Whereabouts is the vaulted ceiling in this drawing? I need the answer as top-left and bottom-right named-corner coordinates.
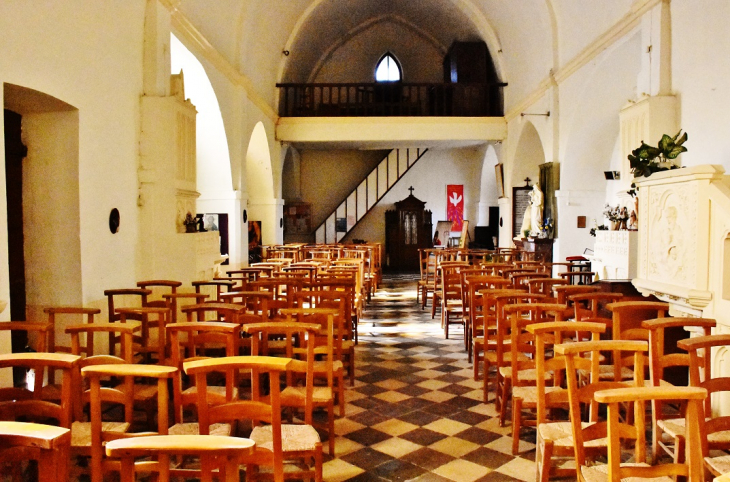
top-left (176, 0), bottom-right (639, 112)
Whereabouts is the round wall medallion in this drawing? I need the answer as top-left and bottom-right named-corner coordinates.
top-left (109, 208), bottom-right (120, 234)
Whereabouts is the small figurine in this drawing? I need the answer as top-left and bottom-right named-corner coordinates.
top-left (628, 210), bottom-right (638, 230)
top-left (619, 206), bottom-right (629, 230)
top-left (184, 212), bottom-right (197, 233)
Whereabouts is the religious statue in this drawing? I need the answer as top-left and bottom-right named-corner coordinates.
top-left (628, 210), bottom-right (638, 230)
top-left (529, 183), bottom-right (544, 236)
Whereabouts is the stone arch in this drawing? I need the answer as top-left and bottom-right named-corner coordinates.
top-left (477, 144), bottom-right (500, 225)
top-left (511, 121), bottom-right (546, 190)
top-left (245, 122), bottom-right (275, 201)
top-left (170, 34), bottom-right (233, 195)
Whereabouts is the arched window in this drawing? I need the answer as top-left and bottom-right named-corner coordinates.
top-left (375, 53), bottom-right (402, 82)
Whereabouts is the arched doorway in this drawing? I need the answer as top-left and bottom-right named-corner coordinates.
top-left (245, 122), bottom-right (279, 251)
top-left (3, 83), bottom-right (80, 381)
top-left (170, 35), bottom-right (239, 266)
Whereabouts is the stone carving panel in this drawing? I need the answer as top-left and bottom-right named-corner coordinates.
top-left (646, 183), bottom-right (697, 287)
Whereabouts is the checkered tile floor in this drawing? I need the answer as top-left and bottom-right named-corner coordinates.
top-left (324, 274), bottom-right (538, 482)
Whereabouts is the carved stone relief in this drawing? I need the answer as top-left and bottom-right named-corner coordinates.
top-left (647, 184), bottom-right (697, 287)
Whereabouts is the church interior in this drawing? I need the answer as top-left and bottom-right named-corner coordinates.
top-left (2, 0), bottom-right (730, 481)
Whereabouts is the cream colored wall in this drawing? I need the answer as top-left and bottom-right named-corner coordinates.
top-left (671, 0), bottom-right (730, 171)
top-left (22, 111), bottom-right (83, 320)
top-left (312, 20), bottom-right (444, 83)
top-left (346, 147), bottom-right (485, 253)
top-left (0, 2), bottom-right (146, 317)
top-left (298, 150), bottom-right (387, 230)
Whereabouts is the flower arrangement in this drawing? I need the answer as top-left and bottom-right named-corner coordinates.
top-left (540, 217), bottom-right (554, 238)
top-left (603, 205), bottom-right (627, 223)
top-left (589, 223), bottom-right (608, 237)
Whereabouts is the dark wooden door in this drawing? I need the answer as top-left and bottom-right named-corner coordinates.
top-left (4, 109), bottom-right (28, 382)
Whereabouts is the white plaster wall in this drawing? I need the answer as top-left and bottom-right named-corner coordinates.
top-left (22, 111), bottom-right (83, 318)
top-left (345, 147), bottom-right (485, 252)
top-left (0, 1), bottom-right (146, 314)
top-left (298, 150), bottom-right (387, 229)
top-left (313, 20), bottom-right (444, 83)
top-left (671, 0), bottom-right (730, 170)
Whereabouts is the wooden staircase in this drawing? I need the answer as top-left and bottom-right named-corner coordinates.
top-left (315, 148), bottom-right (429, 243)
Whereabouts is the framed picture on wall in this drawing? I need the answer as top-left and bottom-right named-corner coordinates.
top-left (434, 220), bottom-right (452, 247)
top-left (495, 163), bottom-right (505, 198)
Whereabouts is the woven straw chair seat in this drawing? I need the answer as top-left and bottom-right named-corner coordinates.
top-left (251, 424), bottom-right (320, 453)
top-left (71, 421), bottom-right (128, 448)
top-left (581, 462), bottom-right (672, 482)
top-left (538, 421), bottom-right (606, 448)
top-left (513, 386), bottom-right (563, 405)
top-left (168, 422), bottom-right (230, 436)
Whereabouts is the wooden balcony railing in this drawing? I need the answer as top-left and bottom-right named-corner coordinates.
top-left (276, 82), bottom-right (506, 117)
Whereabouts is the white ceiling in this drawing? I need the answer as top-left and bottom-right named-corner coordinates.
top-left (176, 0), bottom-right (640, 113)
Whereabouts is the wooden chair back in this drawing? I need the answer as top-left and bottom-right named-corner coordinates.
top-left (184, 356), bottom-right (292, 482)
top-left (81, 363), bottom-right (176, 482)
top-left (556, 340), bottom-right (648, 472)
top-left (192, 280), bottom-right (236, 303)
top-left (678, 334), bottom-right (730, 475)
top-left (527, 322), bottom-right (606, 424)
top-left (553, 284), bottom-right (599, 304)
top-left (136, 280), bottom-right (181, 308)
top-left (166, 322), bottom-right (240, 425)
top-left (0, 421), bottom-right (71, 482)
top-left (106, 434), bottom-right (254, 482)
top-left (570, 292), bottom-right (624, 322)
top-left (0, 352), bottom-right (79, 429)
top-left (44, 307), bottom-right (101, 355)
top-left (593, 386), bottom-right (706, 482)
top-left (643, 317), bottom-right (716, 464)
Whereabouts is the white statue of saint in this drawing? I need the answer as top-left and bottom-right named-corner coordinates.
top-left (529, 183), bottom-right (544, 236)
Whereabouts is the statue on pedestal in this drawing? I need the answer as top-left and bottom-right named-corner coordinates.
top-left (529, 183), bottom-right (544, 236)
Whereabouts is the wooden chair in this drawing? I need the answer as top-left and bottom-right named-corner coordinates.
top-left (181, 302), bottom-right (246, 324)
top-left (487, 291), bottom-right (543, 407)
top-left (166, 322), bottom-right (240, 430)
top-left (184, 356), bottom-right (321, 482)
top-left (504, 304), bottom-right (568, 454)
top-left (606, 301), bottom-right (669, 382)
top-left (677, 334), bottom-right (730, 477)
top-left (162, 292), bottom-right (208, 323)
top-left (106, 434), bottom-right (255, 482)
top-left (115, 306), bottom-right (170, 363)
top-left (246, 318), bottom-right (336, 456)
top-left (570, 292), bottom-right (624, 323)
top-left (0, 321), bottom-right (53, 388)
top-left (0, 352), bottom-right (79, 430)
top-left (81, 363), bottom-right (176, 482)
top-left (297, 288), bottom-right (353, 390)
top-left (558, 271), bottom-right (595, 285)
top-left (531, 323), bottom-right (608, 481)
top-left (554, 284), bottom-right (599, 305)
top-left (583, 386), bottom-right (706, 482)
top-left (643, 317), bottom-right (716, 464)
top-left (104, 288), bottom-right (151, 355)
top-left (281, 307), bottom-right (341, 432)
top-left (192, 280), bottom-right (236, 306)
top-left (439, 262), bottom-right (469, 338)
top-left (557, 340), bottom-right (649, 482)
top-left (463, 276), bottom-right (510, 374)
top-left (43, 306), bottom-right (101, 355)
top-left (527, 277), bottom-right (568, 302)
top-left (137, 280), bottom-right (182, 306)
top-left (0, 421), bottom-right (71, 482)
top-left (65, 321), bottom-right (141, 421)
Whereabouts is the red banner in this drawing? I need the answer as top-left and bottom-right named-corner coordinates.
top-left (447, 184), bottom-right (464, 232)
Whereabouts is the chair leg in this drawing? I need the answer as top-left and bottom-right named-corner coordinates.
top-left (338, 371), bottom-right (346, 417)
top-left (536, 432), bottom-right (553, 482)
top-left (512, 396), bottom-right (523, 455)
top-left (314, 443), bottom-right (323, 482)
top-left (483, 358), bottom-right (490, 403)
top-left (329, 402), bottom-right (336, 456)
top-left (499, 379), bottom-right (510, 427)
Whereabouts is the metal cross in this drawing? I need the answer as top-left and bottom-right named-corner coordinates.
top-left (524, 177), bottom-right (531, 186)
top-left (408, 186), bottom-right (414, 195)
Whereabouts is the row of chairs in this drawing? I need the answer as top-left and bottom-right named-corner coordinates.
top-left (0, 308), bottom-right (341, 481)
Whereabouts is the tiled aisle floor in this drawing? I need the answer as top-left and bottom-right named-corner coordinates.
top-left (323, 274), bottom-right (538, 482)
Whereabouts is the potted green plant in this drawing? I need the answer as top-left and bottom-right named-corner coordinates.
top-left (628, 130), bottom-right (687, 179)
